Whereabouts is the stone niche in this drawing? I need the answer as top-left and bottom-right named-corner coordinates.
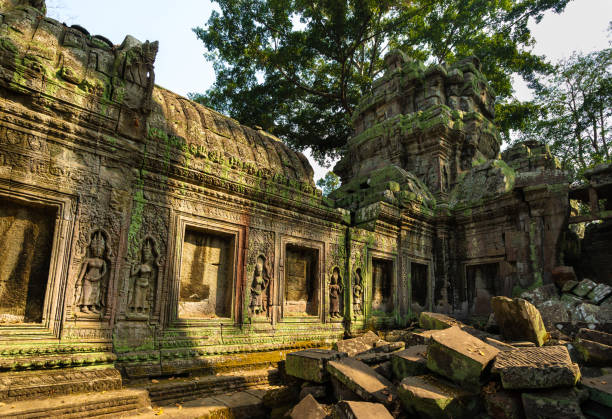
top-left (284, 245), bottom-right (319, 316)
top-left (411, 262), bottom-right (429, 311)
top-left (178, 228), bottom-right (235, 319)
top-left (466, 263), bottom-right (499, 316)
top-left (0, 198), bottom-right (56, 324)
top-left (371, 258), bottom-right (393, 313)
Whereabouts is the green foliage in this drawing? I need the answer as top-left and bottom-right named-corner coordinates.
top-left (193, 0), bottom-right (570, 163)
top-left (513, 48), bottom-right (612, 180)
top-left (316, 171), bottom-right (340, 196)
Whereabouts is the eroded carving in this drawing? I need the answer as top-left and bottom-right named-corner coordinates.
top-left (75, 229), bottom-right (112, 316)
top-left (329, 267), bottom-right (343, 318)
top-left (249, 255), bottom-right (271, 316)
top-left (353, 268), bottom-right (363, 316)
top-left (127, 237), bottom-right (159, 318)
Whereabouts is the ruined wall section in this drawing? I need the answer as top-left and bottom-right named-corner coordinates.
top-left (0, 1), bottom-right (349, 384)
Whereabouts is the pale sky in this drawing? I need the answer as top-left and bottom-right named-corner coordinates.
top-left (45, 0), bottom-right (611, 183)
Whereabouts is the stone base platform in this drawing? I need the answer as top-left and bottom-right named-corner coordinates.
top-left (133, 367), bottom-right (281, 406)
top-left (0, 367), bottom-right (122, 403)
top-left (0, 388), bottom-right (150, 418)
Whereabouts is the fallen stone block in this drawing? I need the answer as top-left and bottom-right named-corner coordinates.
top-left (405, 329), bottom-right (444, 346)
top-left (419, 311), bottom-right (462, 330)
top-left (354, 351), bottom-right (392, 365)
top-left (485, 337), bottom-right (517, 351)
top-left (334, 400), bottom-right (393, 419)
top-left (491, 296), bottom-right (549, 346)
top-left (492, 346), bottom-right (581, 389)
top-left (561, 293), bottom-right (584, 306)
top-left (552, 266), bottom-right (577, 289)
top-left (571, 302), bottom-right (612, 324)
top-left (581, 374), bottom-right (612, 408)
top-left (426, 326), bottom-right (499, 388)
top-left (398, 375), bottom-right (480, 419)
top-left (520, 283), bottom-right (558, 306)
top-left (391, 345), bottom-right (428, 379)
top-left (573, 278), bottom-right (598, 297)
top-left (574, 338), bottom-right (612, 366)
top-left (288, 394), bottom-right (327, 419)
top-left (298, 385), bottom-right (326, 401)
top-left (326, 358), bottom-right (395, 405)
top-left (577, 328), bottom-right (612, 346)
top-left (587, 283), bottom-right (612, 305)
top-left (562, 280), bottom-right (579, 293)
top-left (538, 299), bottom-right (571, 330)
top-left (373, 361), bottom-right (393, 380)
top-left (481, 382), bottom-right (524, 419)
top-left (333, 331), bottom-right (380, 357)
top-left (521, 388), bottom-right (587, 419)
top-left (581, 399), bottom-right (612, 419)
top-left (285, 349), bottom-right (346, 383)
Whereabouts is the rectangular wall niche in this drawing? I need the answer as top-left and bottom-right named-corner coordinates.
top-left (411, 262), bottom-right (428, 311)
top-left (284, 245), bottom-right (319, 316)
top-left (0, 198), bottom-right (56, 324)
top-left (179, 228), bottom-right (234, 319)
top-left (371, 258), bottom-right (393, 313)
top-left (466, 263), bottom-right (499, 316)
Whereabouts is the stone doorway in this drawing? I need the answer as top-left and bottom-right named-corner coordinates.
top-left (284, 245), bottom-right (319, 316)
top-left (0, 198), bottom-right (56, 324)
top-left (466, 263), bottom-right (499, 316)
top-left (371, 258), bottom-right (393, 313)
top-left (411, 262), bottom-right (428, 311)
top-left (178, 228), bottom-right (235, 319)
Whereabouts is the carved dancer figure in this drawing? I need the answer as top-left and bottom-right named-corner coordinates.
top-left (250, 255), bottom-right (271, 315)
top-left (76, 231), bottom-right (107, 314)
top-left (129, 239), bottom-right (157, 314)
top-left (329, 268), bottom-right (343, 318)
top-left (353, 268), bottom-right (364, 315)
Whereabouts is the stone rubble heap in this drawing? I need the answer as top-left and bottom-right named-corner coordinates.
top-left (283, 297), bottom-right (612, 419)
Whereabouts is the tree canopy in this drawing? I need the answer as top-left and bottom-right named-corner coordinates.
top-left (193, 0), bottom-right (571, 164)
top-left (513, 47), bottom-right (612, 180)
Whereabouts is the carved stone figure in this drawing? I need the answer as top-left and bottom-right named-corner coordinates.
top-left (353, 268), bottom-right (364, 315)
top-left (329, 267), bottom-right (343, 318)
top-left (128, 238), bottom-right (158, 316)
top-left (76, 230), bottom-right (110, 314)
top-left (250, 255), bottom-right (271, 315)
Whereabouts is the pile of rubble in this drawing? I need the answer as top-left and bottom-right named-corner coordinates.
top-left (282, 297), bottom-right (611, 418)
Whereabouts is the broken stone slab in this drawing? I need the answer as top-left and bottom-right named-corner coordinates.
top-left (491, 296), bottom-right (549, 346)
top-left (538, 299), bottom-right (571, 330)
top-left (573, 278), bottom-right (598, 297)
top-left (405, 329), bottom-right (445, 346)
top-left (298, 385), bottom-right (326, 401)
top-left (587, 283), bottom-right (612, 305)
top-left (288, 394), bottom-right (327, 419)
top-left (562, 280), bottom-right (579, 293)
top-left (392, 345), bottom-right (428, 379)
top-left (571, 302), bottom-right (612, 324)
top-left (520, 283), bottom-right (559, 307)
top-left (398, 375), bottom-right (480, 419)
top-left (334, 400), bottom-right (394, 419)
top-left (577, 328), bottom-right (612, 346)
top-left (426, 326), bottom-right (499, 388)
top-left (552, 266), bottom-right (577, 289)
top-left (556, 322), bottom-right (612, 339)
top-left (285, 349), bottom-right (346, 383)
top-left (485, 337), bottom-right (517, 351)
top-left (561, 293), bottom-right (584, 306)
top-left (373, 361), bottom-right (393, 381)
top-left (419, 311), bottom-right (462, 330)
top-left (581, 374), bottom-right (612, 408)
top-left (481, 382), bottom-right (524, 419)
top-left (521, 388), bottom-right (588, 419)
top-left (574, 338), bottom-right (612, 366)
top-left (333, 331), bottom-right (380, 357)
top-left (326, 358), bottom-right (395, 405)
top-left (492, 346), bottom-right (581, 390)
top-left (354, 351), bottom-right (392, 365)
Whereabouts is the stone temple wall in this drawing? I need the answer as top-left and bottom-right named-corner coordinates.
top-left (0, 0), bottom-right (588, 399)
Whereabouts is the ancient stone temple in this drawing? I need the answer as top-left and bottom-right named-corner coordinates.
top-left (0, 0), bottom-right (609, 416)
